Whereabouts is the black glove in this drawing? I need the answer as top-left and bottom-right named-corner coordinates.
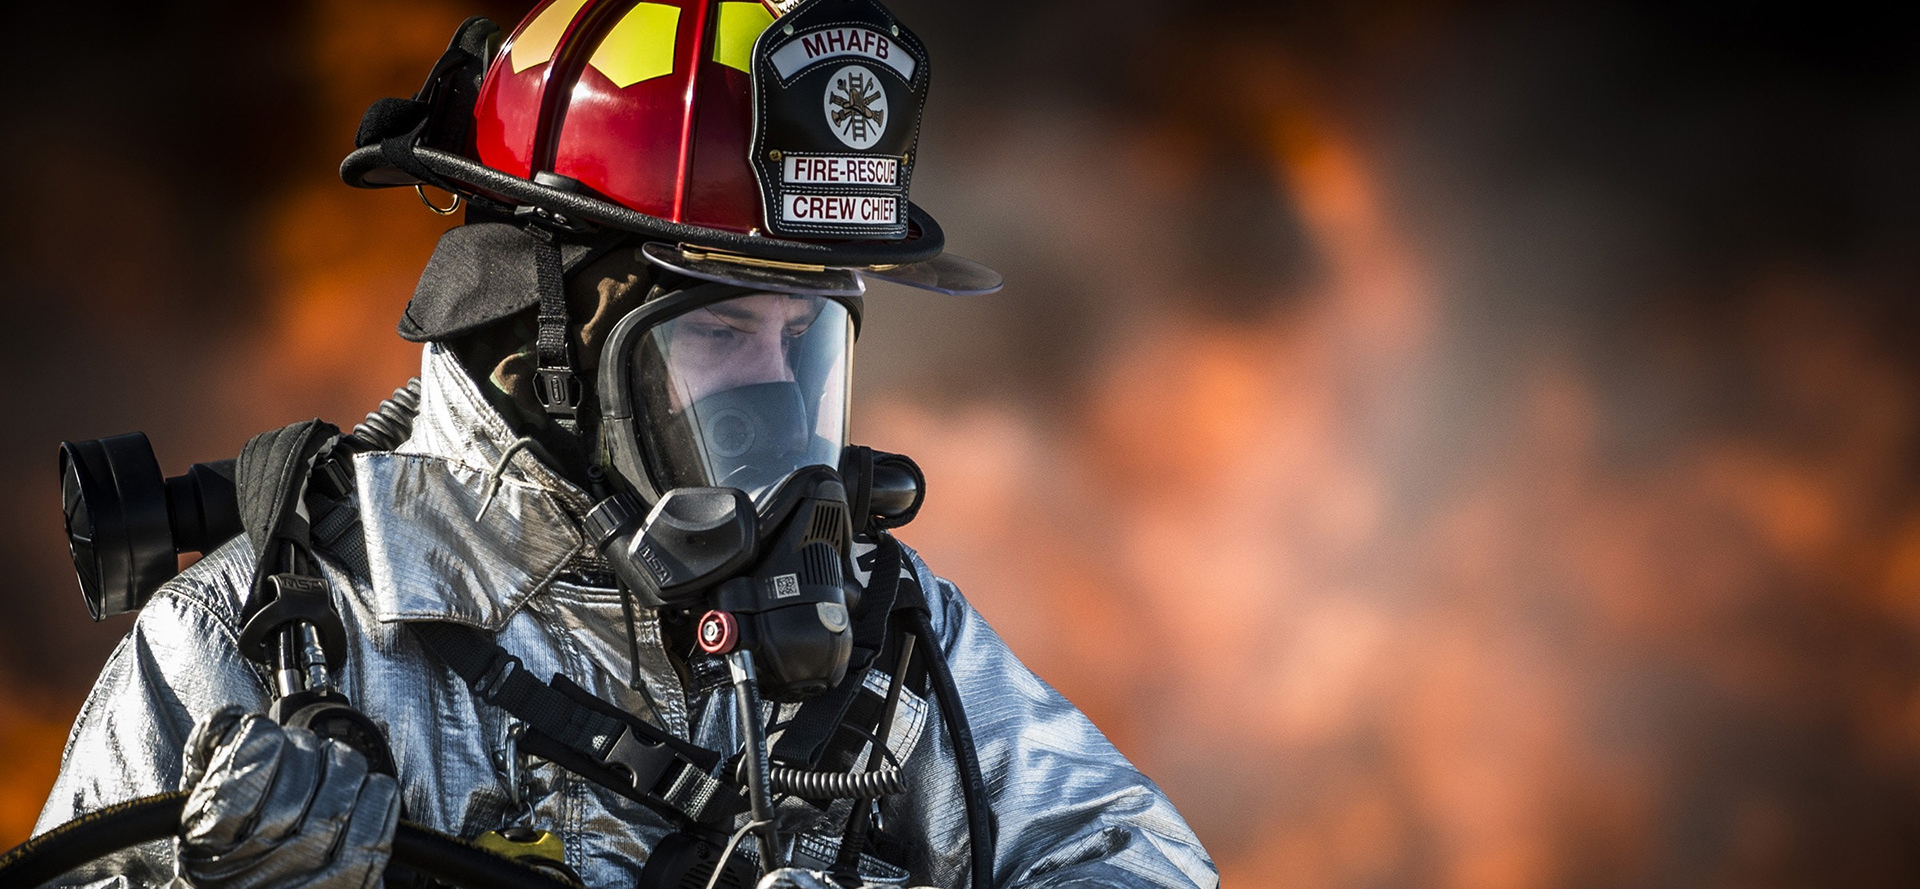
top-left (176, 707), bottom-right (400, 889)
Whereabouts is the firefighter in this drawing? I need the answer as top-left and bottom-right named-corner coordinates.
top-left (34, 2), bottom-right (1216, 887)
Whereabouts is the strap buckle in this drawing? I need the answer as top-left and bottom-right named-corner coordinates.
top-left (238, 572), bottom-right (348, 670)
top-left (602, 726), bottom-right (677, 793)
top-left (534, 367), bottom-right (582, 419)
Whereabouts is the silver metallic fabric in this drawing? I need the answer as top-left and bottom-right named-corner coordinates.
top-left (176, 710), bottom-right (399, 889)
top-left (35, 344), bottom-right (1218, 889)
top-left (757, 867), bottom-right (917, 889)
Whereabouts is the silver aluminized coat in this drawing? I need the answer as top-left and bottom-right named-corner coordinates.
top-left (35, 344), bottom-right (1218, 889)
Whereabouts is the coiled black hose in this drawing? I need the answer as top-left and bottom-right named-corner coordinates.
top-left (766, 765), bottom-right (905, 799)
top-left (350, 378), bottom-right (423, 451)
top-left (0, 791), bottom-right (576, 889)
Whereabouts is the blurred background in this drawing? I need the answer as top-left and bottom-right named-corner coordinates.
top-left (2, 0), bottom-right (1918, 886)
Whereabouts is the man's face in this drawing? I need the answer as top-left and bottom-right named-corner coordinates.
top-left (662, 293), bottom-right (825, 410)
top-left (625, 289), bottom-right (852, 493)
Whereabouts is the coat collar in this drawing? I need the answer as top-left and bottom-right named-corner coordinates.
top-left (352, 343), bottom-right (594, 629)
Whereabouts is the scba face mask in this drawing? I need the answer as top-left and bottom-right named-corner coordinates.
top-left (600, 281), bottom-right (856, 504)
top-left (637, 291), bottom-right (850, 500)
top-left (590, 281), bottom-right (864, 700)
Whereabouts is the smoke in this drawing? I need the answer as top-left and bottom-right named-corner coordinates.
top-left (2, 1), bottom-right (1917, 886)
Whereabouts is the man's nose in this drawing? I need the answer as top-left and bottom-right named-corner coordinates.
top-left (733, 328), bottom-right (793, 386)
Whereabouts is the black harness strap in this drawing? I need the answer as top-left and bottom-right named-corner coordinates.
top-left (410, 622), bottom-right (744, 828)
top-left (528, 233), bottom-right (581, 428)
top-left (234, 420), bottom-right (350, 670)
top-left (309, 499), bottom-right (369, 579)
top-left (228, 420), bottom-right (401, 777)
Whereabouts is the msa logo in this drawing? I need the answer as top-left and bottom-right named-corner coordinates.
top-left (770, 573), bottom-right (802, 599)
top-left (637, 543), bottom-right (670, 584)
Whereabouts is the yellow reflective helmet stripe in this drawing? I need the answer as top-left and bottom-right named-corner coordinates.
top-left (513, 1), bottom-right (770, 88)
top-left (509, 0), bottom-right (592, 74)
top-left (712, 2), bottom-right (774, 73)
top-left (590, 3), bottom-right (683, 87)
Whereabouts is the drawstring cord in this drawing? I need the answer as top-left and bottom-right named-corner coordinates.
top-left (476, 437), bottom-right (664, 730)
top-left (620, 585), bottom-right (664, 721)
top-left (474, 437), bottom-right (538, 521)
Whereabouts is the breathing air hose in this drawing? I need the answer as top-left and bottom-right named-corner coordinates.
top-left (0, 791), bottom-right (576, 889)
top-left (350, 378), bottom-right (423, 451)
top-left (908, 610), bottom-right (995, 889)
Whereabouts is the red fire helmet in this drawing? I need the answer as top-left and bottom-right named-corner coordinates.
top-left (477, 0), bottom-right (789, 235)
top-left (342, 0), bottom-right (999, 292)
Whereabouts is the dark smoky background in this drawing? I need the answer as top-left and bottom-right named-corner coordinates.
top-left (3, 1), bottom-right (1918, 886)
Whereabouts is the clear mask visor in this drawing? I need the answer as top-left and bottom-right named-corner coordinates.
top-left (631, 293), bottom-right (852, 500)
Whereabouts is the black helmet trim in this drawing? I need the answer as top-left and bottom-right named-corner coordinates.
top-left (638, 242), bottom-right (866, 298)
top-left (340, 143), bottom-right (947, 268)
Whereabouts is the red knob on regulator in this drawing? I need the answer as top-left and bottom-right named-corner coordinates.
top-left (696, 610), bottom-right (738, 655)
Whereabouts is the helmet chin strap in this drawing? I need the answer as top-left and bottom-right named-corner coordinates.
top-left (441, 229), bottom-right (643, 492)
top-left (528, 233), bottom-right (583, 432)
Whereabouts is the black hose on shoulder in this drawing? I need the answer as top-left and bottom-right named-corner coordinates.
top-left (349, 378), bottom-right (423, 451)
top-left (0, 790), bottom-right (578, 889)
top-left (908, 610), bottom-right (994, 889)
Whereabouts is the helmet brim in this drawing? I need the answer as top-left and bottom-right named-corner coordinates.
top-left (637, 242), bottom-right (1003, 297)
top-left (637, 242), bottom-right (866, 297)
top-left (340, 144), bottom-right (947, 268)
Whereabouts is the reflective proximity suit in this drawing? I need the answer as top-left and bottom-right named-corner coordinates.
top-left (35, 344), bottom-right (1220, 889)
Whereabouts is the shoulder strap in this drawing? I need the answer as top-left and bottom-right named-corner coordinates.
top-left (229, 394), bottom-right (409, 661)
top-left (410, 622), bottom-right (746, 829)
top-left (234, 420), bottom-right (338, 592)
top-left (233, 419), bottom-right (351, 670)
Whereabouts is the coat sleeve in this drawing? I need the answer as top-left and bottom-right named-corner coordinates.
top-left (31, 543), bottom-right (273, 889)
top-left (889, 550), bottom-right (1218, 889)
